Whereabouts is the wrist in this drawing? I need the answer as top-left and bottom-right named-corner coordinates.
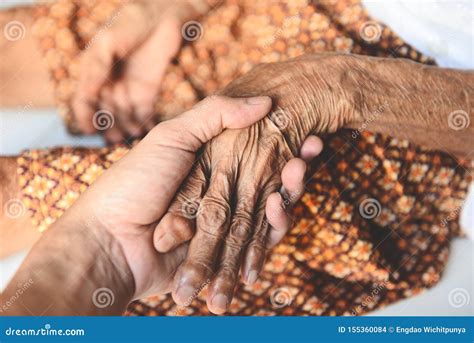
top-left (0, 156), bottom-right (38, 258)
top-left (222, 54), bottom-right (358, 154)
top-left (0, 157), bottom-right (19, 206)
top-left (64, 207), bottom-right (136, 306)
top-left (3, 208), bottom-right (135, 315)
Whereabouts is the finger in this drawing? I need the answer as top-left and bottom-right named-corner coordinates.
top-left (239, 140), bottom-right (318, 287)
top-left (103, 126), bottom-right (125, 144)
top-left (113, 83), bottom-right (144, 137)
top-left (100, 86), bottom-right (131, 139)
top-left (153, 161), bottom-right (208, 252)
top-left (72, 35), bottom-right (115, 134)
top-left (240, 175), bottom-right (281, 288)
top-left (264, 137), bottom-right (323, 248)
top-left (172, 169), bottom-right (233, 306)
top-left (148, 242), bottom-right (189, 295)
top-left (281, 158), bottom-right (307, 207)
top-left (206, 190), bottom-right (256, 314)
top-left (150, 95), bottom-right (272, 152)
top-left (265, 192), bottom-right (291, 249)
top-left (240, 208), bottom-right (269, 286)
top-left (299, 135), bottom-right (323, 162)
top-left (133, 103), bottom-right (156, 132)
top-left (97, 95), bottom-right (125, 144)
top-left (126, 32), bottom-right (171, 131)
top-left (71, 96), bottom-right (97, 135)
top-left (128, 81), bottom-right (158, 132)
top-left (278, 136), bottom-right (324, 211)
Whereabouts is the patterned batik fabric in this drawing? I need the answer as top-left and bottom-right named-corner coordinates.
top-left (32, 0), bottom-right (434, 133)
top-left (125, 131), bottom-right (471, 316)
top-left (19, 0), bottom-right (472, 316)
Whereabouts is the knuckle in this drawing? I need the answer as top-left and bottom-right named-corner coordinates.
top-left (217, 262), bottom-right (239, 282)
top-left (200, 197), bottom-right (230, 224)
top-left (177, 171), bottom-right (207, 198)
top-left (235, 195), bottom-right (255, 213)
top-left (197, 198), bottom-right (230, 238)
top-left (229, 214), bottom-right (253, 241)
top-left (261, 132), bottom-right (285, 153)
top-left (198, 225), bottom-right (226, 242)
top-left (223, 234), bottom-right (244, 252)
top-left (248, 236), bottom-right (267, 253)
top-left (234, 204), bottom-right (254, 222)
top-left (182, 261), bottom-right (213, 281)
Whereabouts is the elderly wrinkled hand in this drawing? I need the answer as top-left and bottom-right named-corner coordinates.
top-left (152, 60), bottom-right (337, 314)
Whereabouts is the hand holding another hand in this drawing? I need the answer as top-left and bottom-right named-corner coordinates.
top-left (72, 0), bottom-right (200, 142)
top-left (153, 60), bottom-right (336, 313)
top-left (71, 95), bottom-right (321, 305)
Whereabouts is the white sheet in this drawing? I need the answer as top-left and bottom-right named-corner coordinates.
top-left (363, 0), bottom-right (473, 69)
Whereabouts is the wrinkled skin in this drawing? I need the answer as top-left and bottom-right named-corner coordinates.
top-left (161, 118), bottom-right (293, 314)
top-left (153, 53), bottom-right (473, 314)
top-left (153, 56), bottom-right (348, 314)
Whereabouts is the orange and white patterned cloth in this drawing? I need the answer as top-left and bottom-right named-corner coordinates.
top-left (19, 0), bottom-right (472, 315)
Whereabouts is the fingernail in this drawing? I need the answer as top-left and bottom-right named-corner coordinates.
top-left (245, 96), bottom-right (271, 105)
top-left (155, 233), bottom-right (176, 252)
top-left (175, 285), bottom-right (196, 305)
top-left (211, 293), bottom-right (228, 313)
top-left (246, 270), bottom-right (258, 285)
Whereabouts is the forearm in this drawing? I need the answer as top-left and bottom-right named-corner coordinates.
top-left (0, 157), bottom-right (18, 210)
top-left (341, 55), bottom-right (473, 158)
top-left (222, 54), bottom-right (473, 158)
top-left (0, 157), bottom-right (38, 258)
top-left (0, 7), bottom-right (54, 107)
top-left (1, 210), bottom-right (134, 315)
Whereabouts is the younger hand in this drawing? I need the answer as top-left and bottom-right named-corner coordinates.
top-left (72, 1), bottom-right (195, 142)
